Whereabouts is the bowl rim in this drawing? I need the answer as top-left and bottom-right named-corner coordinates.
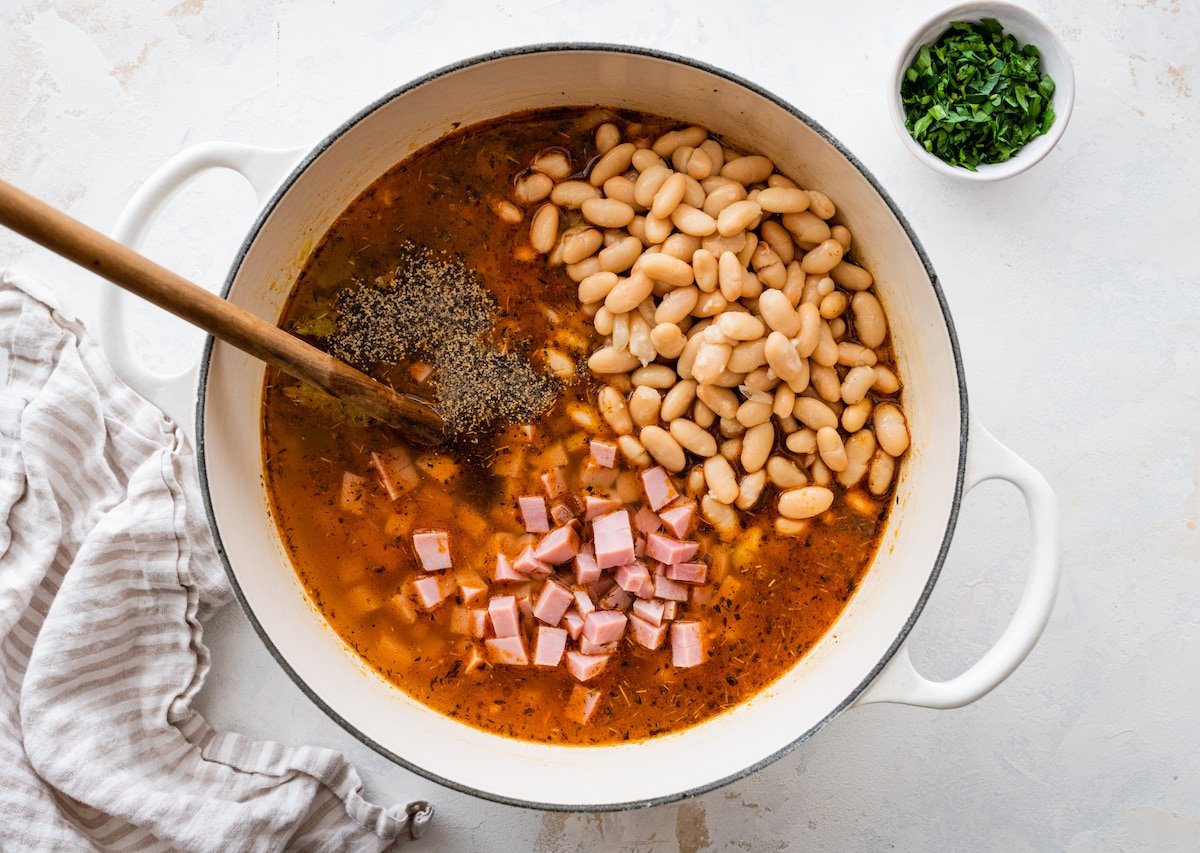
top-left (887, 0), bottom-right (1076, 182)
top-left (194, 41), bottom-right (970, 811)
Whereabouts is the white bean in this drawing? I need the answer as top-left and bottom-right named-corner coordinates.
top-left (655, 286), bottom-right (700, 324)
top-left (650, 323), bottom-right (687, 358)
top-left (816, 426), bottom-right (848, 472)
top-left (578, 271), bottom-right (618, 304)
top-left (671, 204), bottom-right (718, 237)
top-left (722, 155), bottom-right (774, 184)
top-left (740, 422), bottom-right (774, 473)
top-left (841, 366), bottom-right (877, 404)
top-left (640, 425), bottom-right (686, 471)
top-left (562, 228), bottom-right (603, 264)
top-left (806, 189), bottom-right (836, 219)
top-left (692, 342), bottom-right (732, 384)
top-left (716, 200), bottom-right (762, 237)
top-left (638, 252), bottom-right (695, 287)
top-left (605, 271), bottom-right (655, 313)
top-left (782, 211), bottom-right (832, 244)
top-left (599, 235), bottom-right (643, 272)
top-left (589, 346), bottom-right (641, 374)
top-left (582, 197), bottom-right (635, 228)
top-left (651, 172), bottom-right (687, 219)
top-left (838, 429), bottom-right (876, 488)
top-left (532, 149), bottom-right (571, 180)
top-left (704, 455), bottom-right (740, 504)
top-left (598, 385), bottom-right (633, 435)
top-left (810, 362), bottom-right (842, 402)
top-left (756, 187), bottom-right (811, 214)
top-left (671, 419), bottom-right (718, 457)
top-left (692, 248), bottom-right (718, 292)
top-left (717, 312), bottom-right (765, 341)
top-left (852, 291), bottom-right (887, 348)
top-left (841, 398), bottom-right (873, 433)
top-left (874, 403), bottom-right (910, 457)
top-left (595, 122), bottom-right (620, 154)
top-left (873, 365), bottom-right (901, 394)
top-left (514, 171), bottom-right (553, 204)
top-left (618, 434), bottom-right (651, 467)
top-left (718, 251), bottom-right (744, 301)
top-left (661, 380), bottom-right (697, 421)
top-left (589, 142), bottom-right (637, 187)
top-left (696, 384), bottom-right (739, 419)
top-left (760, 220), bottom-right (795, 265)
top-left (830, 260), bottom-right (873, 291)
top-left (767, 456), bottom-right (807, 488)
top-left (793, 397), bottom-right (838, 431)
top-left (868, 450), bottom-right (896, 495)
top-left (652, 126), bottom-right (708, 157)
top-left (801, 238), bottom-right (845, 275)
top-left (701, 182), bottom-right (747, 218)
top-left (735, 470), bottom-right (767, 510)
top-left (550, 180), bottom-right (601, 209)
top-left (634, 165), bottom-right (671, 208)
top-left (701, 494), bottom-right (741, 539)
top-left (785, 427), bottom-right (818, 454)
top-left (632, 364), bottom-right (677, 389)
top-left (530, 204), bottom-right (559, 253)
top-left (736, 399), bottom-right (773, 428)
top-left (629, 385), bottom-right (662, 427)
top-left (778, 486), bottom-right (834, 519)
top-left (795, 302), bottom-right (821, 357)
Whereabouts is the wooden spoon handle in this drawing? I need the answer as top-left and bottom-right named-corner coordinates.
top-left (0, 179), bottom-right (445, 445)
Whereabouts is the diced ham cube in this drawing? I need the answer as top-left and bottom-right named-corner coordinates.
top-left (563, 608), bottom-right (585, 640)
top-left (340, 472), bottom-right (370, 515)
top-left (641, 466), bottom-right (679, 511)
top-left (573, 588), bottom-right (596, 615)
top-left (533, 626), bottom-right (568, 666)
top-left (666, 562), bottom-right (708, 584)
top-left (574, 552), bottom-right (602, 585)
top-left (370, 446), bottom-right (419, 501)
top-left (593, 510), bottom-right (635, 570)
top-left (458, 574), bottom-right (489, 605)
top-left (633, 537), bottom-right (645, 558)
top-left (565, 685), bottom-right (602, 724)
top-left (533, 580), bottom-right (574, 625)
top-left (513, 587), bottom-right (534, 619)
top-left (671, 621), bottom-right (704, 668)
top-left (486, 635), bottom-right (529, 666)
top-left (661, 600), bottom-right (679, 621)
top-left (488, 595), bottom-right (521, 638)
top-left (541, 467), bottom-right (568, 499)
top-left (450, 606), bottom-right (489, 637)
top-left (519, 496), bottom-right (550, 533)
top-left (658, 502), bottom-right (696, 538)
top-left (566, 651), bottom-right (610, 682)
top-left (583, 610), bottom-right (628, 645)
top-left (534, 525), bottom-right (581, 564)
top-left (412, 530), bottom-right (452, 571)
top-left (634, 506), bottom-right (663, 535)
top-left (468, 608), bottom-right (488, 637)
top-left (630, 614), bottom-right (669, 650)
top-left (615, 562), bottom-right (652, 595)
top-left (550, 502), bottom-right (575, 526)
top-left (632, 598), bottom-right (665, 626)
top-left (590, 439), bottom-right (618, 468)
top-left (645, 533), bottom-right (699, 566)
top-left (654, 573), bottom-right (689, 602)
top-left (579, 635), bottom-right (619, 655)
top-left (581, 460), bottom-right (619, 488)
top-left (599, 585), bottom-right (634, 612)
top-left (585, 495), bottom-right (624, 520)
top-left (464, 644), bottom-right (487, 672)
top-left (493, 553), bottom-right (525, 583)
top-left (413, 575), bottom-right (446, 610)
top-left (513, 545), bottom-right (552, 576)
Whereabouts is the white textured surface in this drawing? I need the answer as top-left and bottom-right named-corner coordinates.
top-left (3, 0), bottom-right (1198, 849)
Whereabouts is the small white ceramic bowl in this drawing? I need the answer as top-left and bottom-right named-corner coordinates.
top-left (888, 1), bottom-right (1075, 181)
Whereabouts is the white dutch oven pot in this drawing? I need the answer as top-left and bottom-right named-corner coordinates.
top-left (98, 45), bottom-right (1060, 810)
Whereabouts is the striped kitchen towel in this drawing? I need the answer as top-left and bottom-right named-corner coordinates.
top-left (0, 269), bottom-right (432, 851)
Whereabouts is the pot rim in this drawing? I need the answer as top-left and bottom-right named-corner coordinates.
top-left (195, 41), bottom-right (970, 812)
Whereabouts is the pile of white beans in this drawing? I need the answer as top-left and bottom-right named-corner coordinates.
top-left (504, 121), bottom-right (910, 539)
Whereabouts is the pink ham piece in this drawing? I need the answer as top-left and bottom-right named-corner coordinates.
top-left (573, 588), bottom-right (596, 615)
top-left (468, 608), bottom-right (488, 638)
top-left (563, 608), bottom-right (585, 640)
top-left (658, 502), bottom-right (696, 538)
top-left (645, 533), bottom-right (699, 566)
top-left (458, 574), bottom-right (489, 605)
top-left (641, 466), bottom-right (679, 511)
top-left (592, 510), bottom-right (635, 570)
top-left (488, 595), bottom-right (521, 638)
top-left (590, 439), bottom-right (618, 468)
top-left (412, 530), bottom-right (452, 571)
top-left (583, 610), bottom-right (628, 645)
top-left (634, 506), bottom-right (663, 535)
top-left (579, 636), bottom-right (618, 655)
top-left (654, 572), bottom-right (689, 602)
top-left (486, 635), bottom-right (529, 666)
top-left (671, 621), bottom-right (704, 668)
top-left (566, 651), bottom-right (610, 683)
top-left (550, 502), bottom-right (574, 526)
top-left (370, 445), bottom-right (419, 501)
top-left (532, 580), bottom-right (574, 625)
top-left (599, 585), bottom-right (634, 612)
top-left (632, 598), bottom-right (665, 627)
top-left (665, 562), bottom-right (708, 584)
top-left (493, 553), bottom-right (525, 583)
top-left (630, 614), bottom-right (669, 650)
top-left (464, 645), bottom-right (487, 673)
top-left (585, 496), bottom-right (623, 520)
top-left (541, 467), bottom-right (568, 499)
top-left (412, 575), bottom-right (446, 611)
top-left (633, 572), bottom-right (657, 600)
top-left (662, 600), bottom-right (679, 621)
top-left (533, 524), bottom-right (581, 564)
top-left (574, 552), bottom-right (602, 585)
top-left (565, 685), bottom-right (602, 724)
top-left (533, 626), bottom-right (568, 667)
top-left (513, 546), bottom-right (552, 577)
top-left (615, 562), bottom-right (652, 596)
top-left (518, 495), bottom-right (550, 533)
top-left (581, 460), bottom-right (619, 489)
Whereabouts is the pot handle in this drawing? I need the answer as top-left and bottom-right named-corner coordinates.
top-left (98, 141), bottom-right (307, 431)
top-left (853, 420), bottom-right (1061, 709)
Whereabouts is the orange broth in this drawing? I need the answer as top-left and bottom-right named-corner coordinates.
top-left (261, 108), bottom-right (895, 745)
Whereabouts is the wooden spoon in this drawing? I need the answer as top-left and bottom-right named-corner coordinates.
top-left (0, 179), bottom-right (445, 446)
